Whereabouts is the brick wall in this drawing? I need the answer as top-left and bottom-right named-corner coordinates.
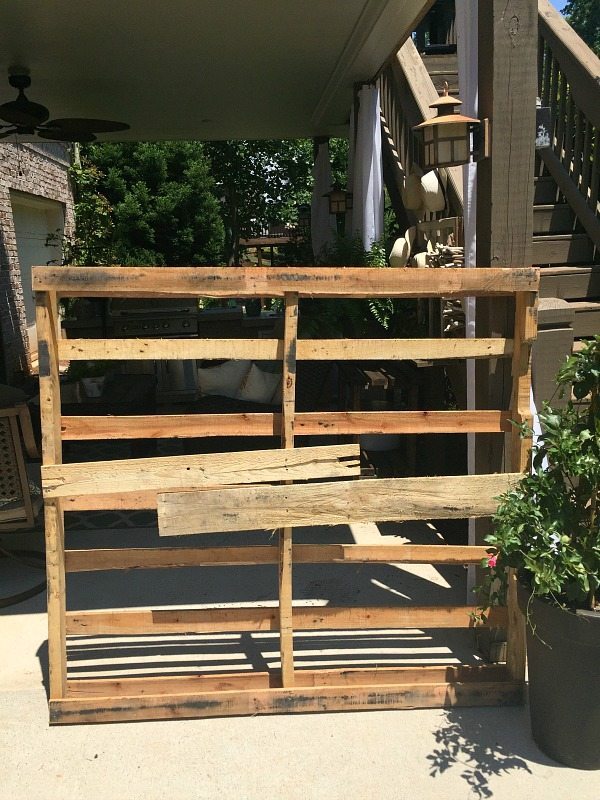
top-left (0, 142), bottom-right (74, 383)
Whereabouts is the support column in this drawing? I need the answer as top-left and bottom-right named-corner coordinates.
top-left (475, 0), bottom-right (537, 480)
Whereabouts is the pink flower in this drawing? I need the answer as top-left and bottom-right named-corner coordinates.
top-left (487, 554), bottom-right (498, 569)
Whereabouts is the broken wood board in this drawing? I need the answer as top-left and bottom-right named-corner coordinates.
top-left (41, 443), bottom-right (360, 499)
top-left (158, 473), bottom-right (521, 536)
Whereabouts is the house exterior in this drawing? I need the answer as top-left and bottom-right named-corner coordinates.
top-left (0, 142), bottom-right (74, 383)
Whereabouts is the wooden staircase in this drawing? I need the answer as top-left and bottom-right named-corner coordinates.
top-left (534, 174), bottom-right (600, 339)
top-left (416, 1), bottom-right (600, 346)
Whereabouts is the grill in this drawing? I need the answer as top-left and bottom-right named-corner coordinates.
top-left (108, 299), bottom-right (198, 337)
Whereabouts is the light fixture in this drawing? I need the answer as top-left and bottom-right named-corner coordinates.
top-left (323, 184), bottom-right (353, 216)
top-left (413, 83), bottom-right (489, 169)
top-left (297, 203), bottom-right (311, 229)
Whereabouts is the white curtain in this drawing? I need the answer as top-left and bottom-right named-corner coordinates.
top-left (457, 0), bottom-right (479, 595)
top-left (310, 140), bottom-right (335, 259)
top-left (351, 84), bottom-right (384, 251)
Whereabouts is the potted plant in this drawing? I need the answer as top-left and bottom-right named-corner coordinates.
top-left (479, 335), bottom-right (600, 770)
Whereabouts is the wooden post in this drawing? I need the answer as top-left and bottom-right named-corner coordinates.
top-left (475, 0), bottom-right (537, 685)
top-left (35, 292), bottom-right (67, 699)
top-left (506, 292), bottom-right (537, 682)
top-left (475, 0), bottom-right (537, 443)
top-left (279, 292), bottom-right (298, 686)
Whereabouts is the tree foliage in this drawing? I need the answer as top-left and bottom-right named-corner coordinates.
top-left (87, 141), bottom-right (225, 265)
top-left (563, 0), bottom-right (600, 56)
top-left (66, 157), bottom-right (114, 265)
top-left (205, 138), bottom-right (348, 264)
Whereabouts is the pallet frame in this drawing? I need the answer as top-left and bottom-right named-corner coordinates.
top-left (33, 265), bottom-right (538, 724)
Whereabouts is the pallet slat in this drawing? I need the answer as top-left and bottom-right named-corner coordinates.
top-left (65, 604), bottom-right (506, 635)
top-left (50, 680), bottom-right (524, 724)
top-left (33, 266), bottom-right (539, 298)
top-left (65, 664), bottom-right (510, 698)
top-left (157, 473), bottom-right (521, 536)
top-left (59, 337), bottom-right (515, 362)
top-left (60, 410), bottom-right (513, 440)
top-left (64, 543), bottom-right (493, 572)
top-left (41, 443), bottom-right (360, 499)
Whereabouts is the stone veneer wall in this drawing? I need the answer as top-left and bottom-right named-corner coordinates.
top-left (0, 142), bottom-right (74, 383)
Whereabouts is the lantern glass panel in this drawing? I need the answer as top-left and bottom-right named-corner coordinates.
top-left (437, 140), bottom-right (452, 164)
top-left (442, 122), bottom-right (466, 138)
top-left (453, 139), bottom-right (469, 163)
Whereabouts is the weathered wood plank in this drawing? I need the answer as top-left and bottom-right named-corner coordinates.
top-left (64, 544), bottom-right (493, 572)
top-left (32, 266), bottom-right (539, 299)
top-left (35, 291), bottom-right (66, 700)
top-left (157, 473), bottom-right (521, 536)
top-left (66, 673), bottom-right (272, 698)
top-left (60, 336), bottom-right (515, 362)
top-left (66, 664), bottom-right (510, 699)
top-left (60, 410), bottom-right (513, 440)
top-left (60, 338), bottom-right (282, 361)
top-left (61, 413), bottom-right (280, 440)
top-left (539, 266), bottom-right (600, 300)
top-left (41, 444), bottom-right (360, 499)
top-left (279, 292), bottom-right (298, 687)
top-left (65, 604), bottom-right (504, 636)
top-left (49, 680), bottom-right (524, 724)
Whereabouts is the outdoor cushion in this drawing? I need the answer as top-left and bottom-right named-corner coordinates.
top-left (197, 359), bottom-right (251, 398)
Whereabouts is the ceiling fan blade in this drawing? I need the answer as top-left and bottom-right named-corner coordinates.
top-left (37, 128), bottom-right (96, 143)
top-left (0, 129), bottom-right (16, 139)
top-left (44, 117), bottom-right (130, 134)
top-left (0, 96), bottom-right (49, 127)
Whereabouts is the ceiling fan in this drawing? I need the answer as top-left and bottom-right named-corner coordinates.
top-left (0, 72), bottom-right (130, 142)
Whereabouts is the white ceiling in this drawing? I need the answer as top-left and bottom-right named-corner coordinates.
top-left (0, 0), bottom-right (432, 141)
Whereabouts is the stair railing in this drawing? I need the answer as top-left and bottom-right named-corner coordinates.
top-left (538, 0), bottom-right (600, 249)
top-left (378, 37), bottom-right (463, 219)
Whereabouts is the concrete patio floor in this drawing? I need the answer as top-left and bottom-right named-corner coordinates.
top-left (1, 520), bottom-right (598, 800)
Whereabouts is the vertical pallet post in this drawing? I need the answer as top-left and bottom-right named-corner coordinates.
top-left (35, 291), bottom-right (67, 699)
top-left (506, 290), bottom-right (537, 683)
top-left (279, 292), bottom-right (298, 686)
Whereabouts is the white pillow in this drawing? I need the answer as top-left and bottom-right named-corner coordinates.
top-left (197, 359), bottom-right (251, 398)
top-left (237, 363), bottom-right (281, 404)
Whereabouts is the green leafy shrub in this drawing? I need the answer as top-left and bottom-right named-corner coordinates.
top-left (480, 336), bottom-right (600, 613)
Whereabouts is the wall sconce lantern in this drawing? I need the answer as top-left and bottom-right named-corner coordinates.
top-left (413, 83), bottom-right (489, 169)
top-left (323, 184), bottom-right (353, 216)
top-left (297, 203), bottom-right (311, 229)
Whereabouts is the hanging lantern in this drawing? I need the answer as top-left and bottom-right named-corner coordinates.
top-left (413, 83), bottom-right (488, 169)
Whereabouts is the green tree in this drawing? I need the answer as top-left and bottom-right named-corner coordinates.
top-left (205, 138), bottom-right (348, 264)
top-left (563, 0), bottom-right (600, 55)
top-left (66, 153), bottom-right (114, 265)
top-left (89, 141), bottom-right (225, 265)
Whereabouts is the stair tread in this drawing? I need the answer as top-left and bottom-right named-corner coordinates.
top-left (533, 233), bottom-right (589, 241)
top-left (569, 300), bottom-right (600, 310)
top-left (534, 203), bottom-right (570, 210)
top-left (543, 265), bottom-right (600, 274)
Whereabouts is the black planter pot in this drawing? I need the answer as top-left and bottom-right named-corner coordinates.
top-left (517, 582), bottom-right (600, 770)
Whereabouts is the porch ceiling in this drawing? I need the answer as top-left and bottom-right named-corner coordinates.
top-left (0, 0), bottom-right (432, 142)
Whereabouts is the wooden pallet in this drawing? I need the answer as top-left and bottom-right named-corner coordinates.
top-left (33, 265), bottom-right (538, 724)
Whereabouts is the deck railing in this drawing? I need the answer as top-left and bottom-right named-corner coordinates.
top-left (537, 0), bottom-right (600, 248)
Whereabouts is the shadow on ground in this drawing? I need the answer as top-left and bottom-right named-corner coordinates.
top-left (426, 703), bottom-right (565, 798)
